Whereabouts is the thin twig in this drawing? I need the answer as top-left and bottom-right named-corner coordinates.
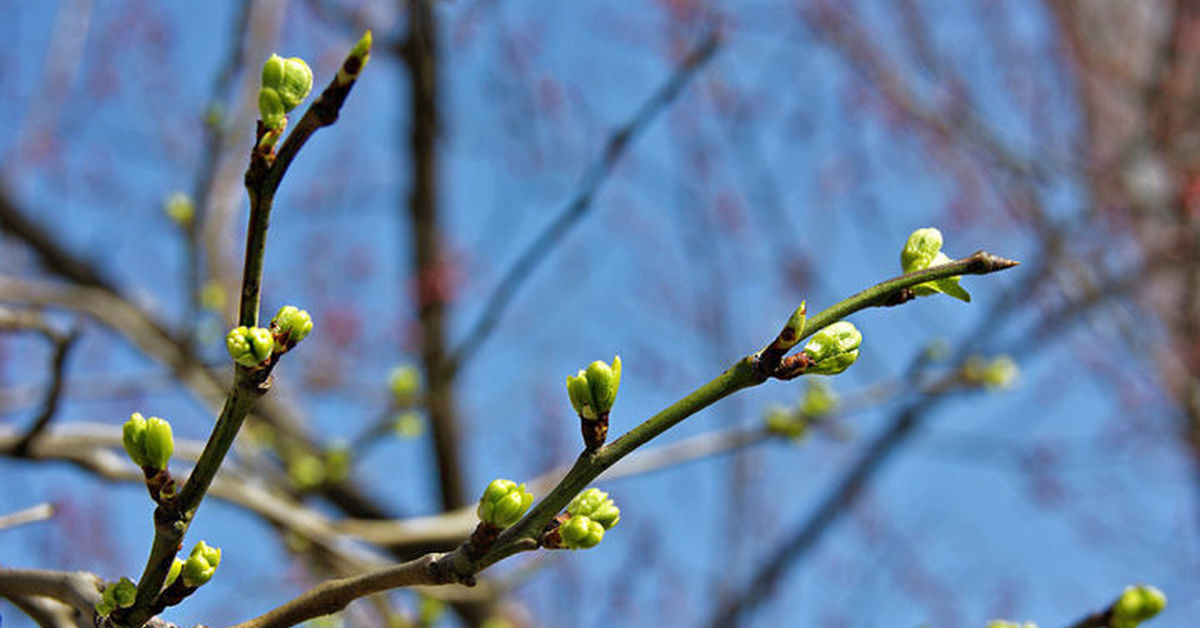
top-left (446, 28), bottom-right (722, 374)
top-left (0, 502), bottom-right (55, 531)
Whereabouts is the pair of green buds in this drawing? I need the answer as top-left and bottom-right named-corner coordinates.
top-left (566, 356), bottom-right (621, 421)
top-left (475, 481), bottom-right (621, 550)
top-left (93, 542), bottom-right (221, 617)
top-left (226, 305), bottom-right (313, 367)
top-left (122, 413), bottom-right (173, 471)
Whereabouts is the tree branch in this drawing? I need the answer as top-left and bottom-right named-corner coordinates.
top-left (446, 28), bottom-right (722, 373)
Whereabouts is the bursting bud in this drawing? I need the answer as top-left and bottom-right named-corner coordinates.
top-left (900, 227), bottom-right (970, 302)
top-left (567, 488), bottom-right (620, 530)
top-left (1112, 585), bottom-right (1166, 628)
top-left (476, 479), bottom-right (534, 529)
top-left (182, 541), bottom-right (221, 587)
top-left (802, 321), bottom-right (862, 375)
top-left (567, 356), bottom-right (622, 420)
top-left (272, 305), bottom-right (313, 348)
top-left (226, 325), bottom-right (274, 367)
top-left (122, 413), bottom-right (150, 468)
top-left (559, 515), bottom-right (605, 549)
top-left (259, 54), bottom-right (313, 130)
top-left (143, 416), bottom-right (174, 471)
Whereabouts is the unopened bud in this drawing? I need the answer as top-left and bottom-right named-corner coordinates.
top-left (476, 479), bottom-right (534, 529)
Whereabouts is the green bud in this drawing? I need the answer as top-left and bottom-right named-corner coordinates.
top-left (200, 280), bottom-right (226, 313)
top-left (164, 558), bottom-right (184, 589)
top-left (585, 356), bottom-right (621, 415)
top-left (559, 514), bottom-right (605, 549)
top-left (985, 622), bottom-right (1036, 628)
top-left (802, 321), bottom-right (862, 375)
top-left (324, 445), bottom-right (351, 484)
top-left (182, 541), bottom-right (221, 587)
top-left (476, 479), bottom-right (534, 528)
top-left (901, 227), bottom-right (970, 302)
top-left (112, 577), bottom-right (137, 608)
top-left (288, 453), bottom-right (326, 489)
top-left (388, 365), bottom-right (421, 405)
top-left (96, 582), bottom-right (118, 616)
top-left (142, 416), bottom-right (173, 471)
top-left (566, 371), bottom-right (597, 420)
top-left (273, 305), bottom-right (314, 347)
top-left (1112, 585), bottom-right (1166, 628)
top-left (391, 411), bottom-right (425, 438)
top-left (226, 325), bottom-right (274, 367)
top-left (567, 488), bottom-right (620, 529)
top-left (764, 405), bottom-right (807, 440)
top-left (799, 380), bottom-right (838, 417)
top-left (963, 355), bottom-right (1020, 390)
top-left (163, 192), bottom-right (194, 227)
top-left (259, 54), bottom-right (313, 130)
top-left (122, 412), bottom-right (150, 468)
